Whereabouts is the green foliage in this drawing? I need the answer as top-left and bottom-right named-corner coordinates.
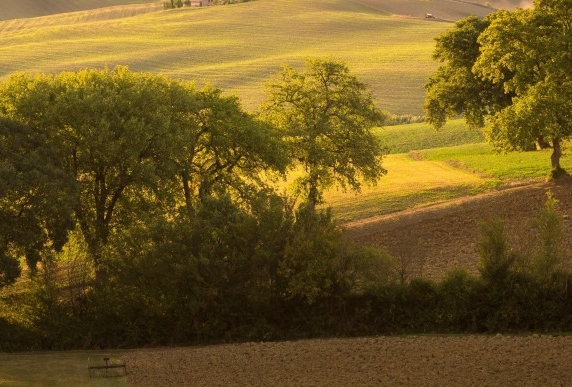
top-left (426, 1), bottom-right (572, 172)
top-left (477, 218), bottom-right (518, 285)
top-left (261, 58), bottom-right (386, 209)
top-left (424, 16), bottom-right (509, 130)
top-left (0, 118), bottom-right (75, 286)
top-left (0, 66), bottom-right (286, 286)
top-left (279, 205), bottom-right (345, 305)
top-left (529, 191), bottom-right (568, 279)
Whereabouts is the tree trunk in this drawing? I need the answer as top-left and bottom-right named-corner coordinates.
top-left (307, 175), bottom-right (319, 212)
top-left (551, 137), bottom-right (562, 172)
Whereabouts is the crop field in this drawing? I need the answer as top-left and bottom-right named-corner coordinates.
top-left (0, 0), bottom-right (454, 114)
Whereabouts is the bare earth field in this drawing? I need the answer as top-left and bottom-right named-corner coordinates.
top-left (346, 177), bottom-right (572, 279)
top-left (124, 335), bottom-right (572, 386)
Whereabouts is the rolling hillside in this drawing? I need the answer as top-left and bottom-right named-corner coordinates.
top-left (0, 0), bottom-right (447, 114)
top-left (0, 0), bottom-right (533, 114)
top-left (0, 0), bottom-right (159, 21)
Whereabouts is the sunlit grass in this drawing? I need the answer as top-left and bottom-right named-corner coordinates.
top-left (323, 153), bottom-right (500, 222)
top-left (323, 139), bottom-right (572, 223)
top-left (0, 0), bottom-right (450, 114)
top-left (418, 143), bottom-right (572, 180)
top-left (377, 119), bottom-right (484, 154)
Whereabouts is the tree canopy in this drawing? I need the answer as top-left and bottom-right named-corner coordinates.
top-left (0, 118), bottom-right (74, 287)
top-left (260, 58), bottom-right (386, 210)
top-left (0, 66), bottom-right (287, 283)
top-left (425, 0), bottom-right (572, 176)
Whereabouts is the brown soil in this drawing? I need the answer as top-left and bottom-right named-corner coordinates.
top-left (345, 177), bottom-right (572, 280)
top-left (124, 335), bottom-right (572, 386)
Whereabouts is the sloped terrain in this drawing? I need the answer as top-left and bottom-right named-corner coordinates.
top-left (0, 0), bottom-right (533, 22)
top-left (346, 177), bottom-right (572, 280)
top-left (0, 0), bottom-right (160, 21)
top-left (349, 0), bottom-right (532, 21)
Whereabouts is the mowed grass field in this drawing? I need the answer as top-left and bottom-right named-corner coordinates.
top-left (0, 0), bottom-right (451, 114)
top-left (0, 350), bottom-right (128, 386)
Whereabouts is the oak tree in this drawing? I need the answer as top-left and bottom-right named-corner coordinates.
top-left (260, 58), bottom-right (386, 210)
top-left (425, 0), bottom-right (572, 176)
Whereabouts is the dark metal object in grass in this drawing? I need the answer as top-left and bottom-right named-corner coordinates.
top-left (88, 356), bottom-right (127, 378)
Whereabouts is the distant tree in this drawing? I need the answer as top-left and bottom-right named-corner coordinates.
top-left (260, 58), bottom-right (386, 210)
top-left (425, 0), bottom-right (572, 177)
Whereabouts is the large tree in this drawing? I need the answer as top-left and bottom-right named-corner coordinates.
top-left (425, 0), bottom-right (572, 176)
top-left (260, 58), bottom-right (386, 210)
top-left (0, 67), bottom-right (286, 283)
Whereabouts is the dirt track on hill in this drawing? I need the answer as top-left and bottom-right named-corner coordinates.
top-left (124, 335), bottom-right (572, 386)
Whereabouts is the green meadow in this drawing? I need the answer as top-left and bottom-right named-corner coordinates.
top-left (0, 0), bottom-right (561, 223)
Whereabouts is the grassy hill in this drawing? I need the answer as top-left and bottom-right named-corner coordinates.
top-left (0, 0), bottom-right (158, 21)
top-left (0, 0), bottom-right (557, 222)
top-left (0, 0), bottom-right (489, 115)
top-left (0, 0), bottom-right (533, 114)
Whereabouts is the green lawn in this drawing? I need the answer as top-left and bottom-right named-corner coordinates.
top-left (0, 0), bottom-right (451, 114)
top-left (0, 351), bottom-right (127, 386)
top-left (418, 143), bottom-right (571, 180)
top-left (377, 119), bottom-right (485, 154)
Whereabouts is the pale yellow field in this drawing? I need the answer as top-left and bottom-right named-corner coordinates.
top-left (324, 153), bottom-right (495, 222)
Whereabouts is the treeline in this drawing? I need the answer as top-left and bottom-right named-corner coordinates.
top-left (0, 61), bottom-right (387, 350)
top-left (2, 192), bottom-right (572, 351)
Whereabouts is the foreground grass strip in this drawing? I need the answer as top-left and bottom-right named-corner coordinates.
top-left (324, 153), bottom-right (499, 223)
top-left (0, 351), bottom-right (127, 386)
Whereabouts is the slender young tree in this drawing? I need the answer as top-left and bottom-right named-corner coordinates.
top-left (260, 58), bottom-right (386, 211)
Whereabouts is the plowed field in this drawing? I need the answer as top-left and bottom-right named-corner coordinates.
top-left (124, 335), bottom-right (572, 386)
